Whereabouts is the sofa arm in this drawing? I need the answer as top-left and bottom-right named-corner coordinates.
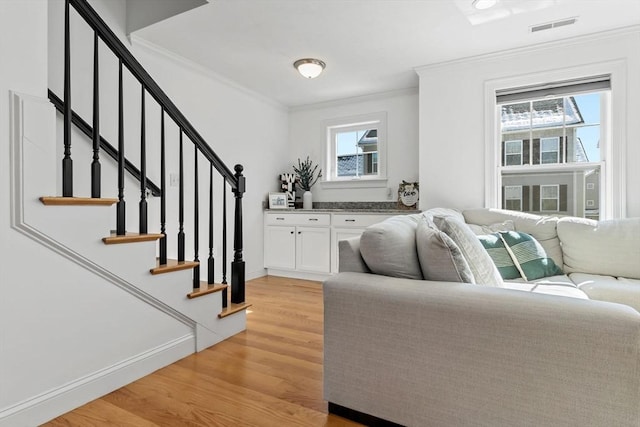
top-left (338, 237), bottom-right (370, 273)
top-left (323, 272), bottom-right (640, 427)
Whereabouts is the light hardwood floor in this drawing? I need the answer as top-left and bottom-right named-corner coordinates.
top-left (44, 276), bottom-right (361, 426)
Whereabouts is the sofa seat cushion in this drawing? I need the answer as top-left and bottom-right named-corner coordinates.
top-left (504, 275), bottom-right (589, 300)
top-left (570, 273), bottom-right (640, 312)
top-left (360, 214), bottom-right (423, 280)
top-left (558, 217), bottom-right (640, 280)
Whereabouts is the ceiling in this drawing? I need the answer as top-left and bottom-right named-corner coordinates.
top-left (132, 0), bottom-right (640, 108)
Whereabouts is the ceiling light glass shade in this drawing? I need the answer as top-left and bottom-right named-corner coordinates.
top-left (472, 0), bottom-right (498, 10)
top-left (294, 58), bottom-right (326, 79)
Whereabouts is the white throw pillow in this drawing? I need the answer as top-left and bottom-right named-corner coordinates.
top-left (433, 216), bottom-right (504, 287)
top-left (360, 215), bottom-right (423, 280)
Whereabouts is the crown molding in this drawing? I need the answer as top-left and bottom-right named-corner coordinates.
top-left (129, 34), bottom-right (288, 112)
top-left (415, 25), bottom-right (640, 75)
top-left (289, 86), bottom-right (418, 113)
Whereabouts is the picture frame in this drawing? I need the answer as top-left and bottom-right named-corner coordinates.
top-left (268, 192), bottom-right (289, 209)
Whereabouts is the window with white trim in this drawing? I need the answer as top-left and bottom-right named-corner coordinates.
top-left (540, 185), bottom-right (559, 212)
top-left (504, 185), bottom-right (522, 211)
top-left (323, 112), bottom-right (387, 186)
top-left (504, 140), bottom-right (523, 166)
top-left (496, 75), bottom-right (610, 220)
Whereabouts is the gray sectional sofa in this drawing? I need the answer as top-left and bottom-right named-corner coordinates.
top-left (323, 208), bottom-right (640, 427)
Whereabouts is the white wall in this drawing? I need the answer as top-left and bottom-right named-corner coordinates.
top-left (47, 0), bottom-right (289, 281)
top-left (1, 1), bottom-right (193, 425)
top-left (288, 89), bottom-right (419, 202)
top-left (416, 28), bottom-right (640, 218)
top-left (130, 40), bottom-right (290, 280)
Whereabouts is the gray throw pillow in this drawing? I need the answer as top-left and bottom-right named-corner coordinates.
top-left (416, 217), bottom-right (475, 283)
top-left (360, 215), bottom-right (423, 280)
top-left (433, 216), bottom-right (504, 287)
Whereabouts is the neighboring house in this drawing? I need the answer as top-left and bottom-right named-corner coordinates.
top-left (500, 97), bottom-right (599, 219)
top-left (337, 129), bottom-right (378, 177)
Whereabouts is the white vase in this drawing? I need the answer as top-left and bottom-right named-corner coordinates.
top-left (303, 190), bottom-right (313, 210)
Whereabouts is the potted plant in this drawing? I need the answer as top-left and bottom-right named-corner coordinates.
top-left (293, 156), bottom-right (322, 209)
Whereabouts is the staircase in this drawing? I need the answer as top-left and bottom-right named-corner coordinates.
top-left (14, 0), bottom-right (249, 356)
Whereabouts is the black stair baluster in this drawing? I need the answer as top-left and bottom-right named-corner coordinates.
top-left (62, 0), bottom-right (73, 197)
top-left (177, 131), bottom-right (185, 262)
top-left (116, 59), bottom-right (126, 235)
top-left (159, 108), bottom-right (167, 265)
top-left (91, 31), bottom-right (101, 198)
top-left (139, 86), bottom-right (148, 234)
top-left (193, 145), bottom-right (200, 290)
top-left (207, 163), bottom-right (215, 285)
top-left (231, 164), bottom-right (246, 304)
top-left (222, 179), bottom-right (228, 308)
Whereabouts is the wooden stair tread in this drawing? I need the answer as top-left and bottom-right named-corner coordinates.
top-left (103, 233), bottom-right (164, 245)
top-left (150, 259), bottom-right (199, 275)
top-left (218, 302), bottom-right (252, 318)
top-left (187, 282), bottom-right (227, 299)
top-left (40, 196), bottom-right (118, 206)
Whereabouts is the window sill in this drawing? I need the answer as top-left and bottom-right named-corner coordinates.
top-left (320, 178), bottom-right (388, 189)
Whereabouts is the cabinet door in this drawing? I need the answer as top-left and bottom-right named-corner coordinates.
top-left (296, 226), bottom-right (331, 273)
top-left (331, 228), bottom-right (366, 273)
top-left (264, 226), bottom-right (296, 270)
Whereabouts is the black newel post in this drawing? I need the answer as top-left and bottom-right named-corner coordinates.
top-left (91, 32), bottom-right (101, 198)
top-left (231, 164), bottom-right (246, 304)
top-left (62, 0), bottom-right (73, 197)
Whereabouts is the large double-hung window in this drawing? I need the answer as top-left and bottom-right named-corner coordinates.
top-left (496, 75), bottom-right (610, 220)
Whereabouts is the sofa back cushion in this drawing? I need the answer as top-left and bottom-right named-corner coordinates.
top-left (558, 217), bottom-right (640, 279)
top-left (463, 208), bottom-right (563, 268)
top-left (360, 214), bottom-right (423, 279)
top-left (416, 217), bottom-right (475, 283)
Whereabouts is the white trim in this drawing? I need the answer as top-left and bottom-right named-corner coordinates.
top-left (0, 335), bottom-right (194, 427)
top-left (130, 34), bottom-right (287, 111)
top-left (323, 111), bottom-right (388, 186)
top-left (484, 60), bottom-right (626, 219)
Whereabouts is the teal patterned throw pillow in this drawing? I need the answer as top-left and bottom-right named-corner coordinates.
top-left (498, 231), bottom-right (563, 281)
top-left (477, 234), bottom-right (521, 280)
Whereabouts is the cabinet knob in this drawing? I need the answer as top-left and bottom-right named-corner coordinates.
top-left (345, 219), bottom-right (356, 222)
top-left (308, 218), bottom-right (318, 221)
top-left (290, 231), bottom-right (294, 234)
top-left (276, 217), bottom-right (285, 220)
top-left (298, 231), bottom-right (301, 234)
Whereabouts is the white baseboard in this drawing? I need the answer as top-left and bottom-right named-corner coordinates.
top-left (0, 334), bottom-right (195, 427)
top-left (266, 268), bottom-right (330, 282)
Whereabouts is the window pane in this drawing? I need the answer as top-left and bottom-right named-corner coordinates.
top-left (501, 102), bottom-right (531, 132)
top-left (541, 152), bottom-right (558, 164)
top-left (541, 185), bottom-right (558, 198)
top-left (501, 166), bottom-right (600, 220)
top-left (505, 186), bottom-right (521, 199)
top-left (505, 200), bottom-right (521, 211)
top-left (505, 154), bottom-right (522, 166)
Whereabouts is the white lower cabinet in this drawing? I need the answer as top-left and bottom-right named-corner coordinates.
top-left (265, 211), bottom-right (400, 279)
top-left (296, 226), bottom-right (331, 272)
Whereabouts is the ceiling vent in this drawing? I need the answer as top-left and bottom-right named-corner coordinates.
top-left (530, 17), bottom-right (577, 33)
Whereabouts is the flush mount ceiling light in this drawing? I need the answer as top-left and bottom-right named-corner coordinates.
top-left (472, 0), bottom-right (498, 10)
top-left (293, 58), bottom-right (326, 79)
